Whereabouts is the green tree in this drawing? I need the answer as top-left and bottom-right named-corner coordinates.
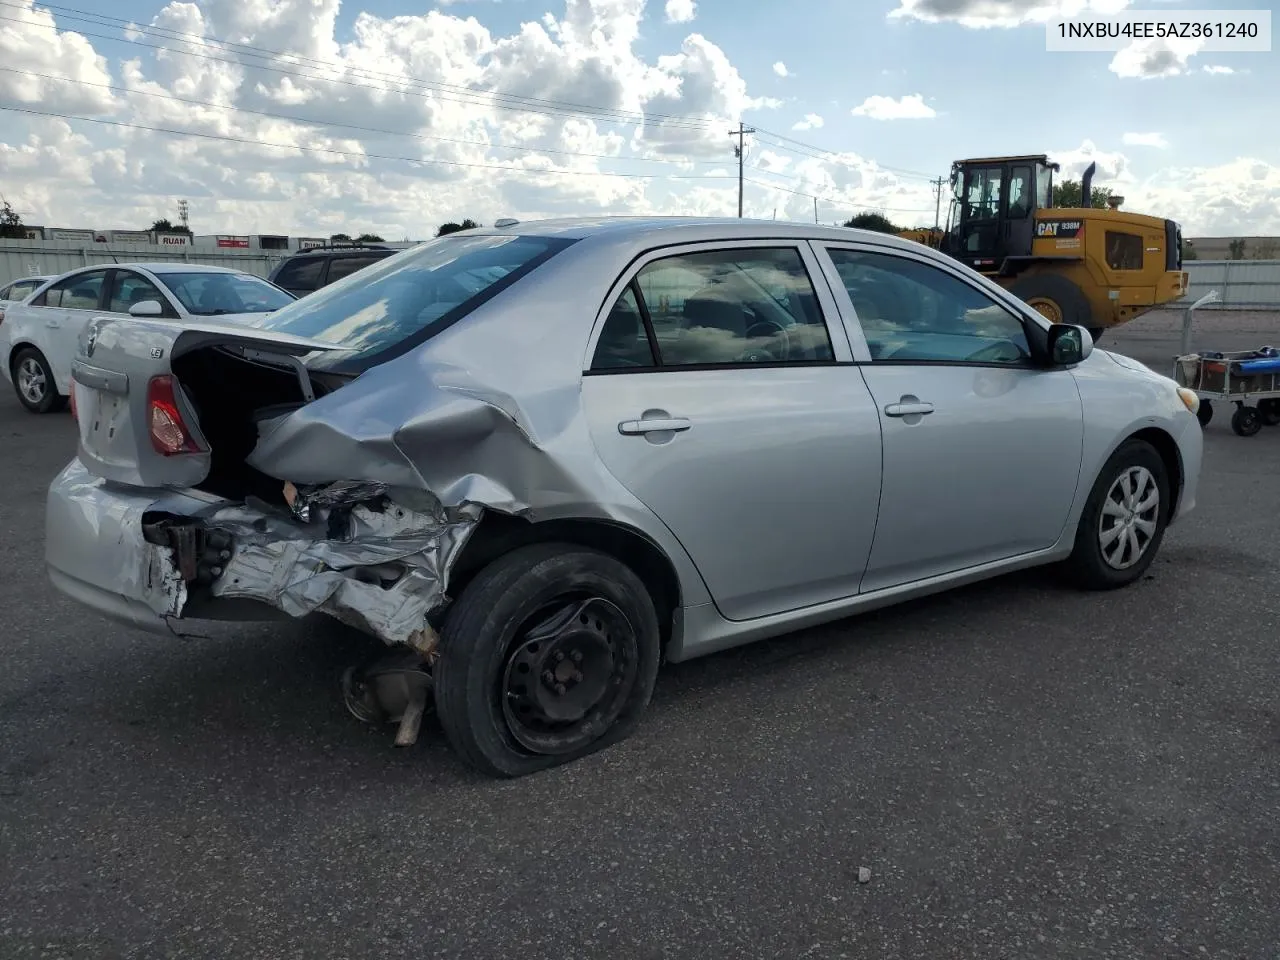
top-left (1228, 238), bottom-right (1247, 260)
top-left (330, 232), bottom-right (352, 242)
top-left (436, 218), bottom-right (480, 237)
top-left (1250, 240), bottom-right (1278, 260)
top-left (1181, 238), bottom-right (1198, 261)
top-left (149, 218), bottom-right (191, 234)
top-left (1051, 178), bottom-right (1114, 209)
top-left (842, 212), bottom-right (900, 234)
top-left (0, 199), bottom-right (28, 239)
top-left (356, 232), bottom-right (384, 242)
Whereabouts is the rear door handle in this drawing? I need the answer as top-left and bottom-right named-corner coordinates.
top-left (618, 417), bottom-right (692, 435)
top-left (884, 401), bottom-right (934, 417)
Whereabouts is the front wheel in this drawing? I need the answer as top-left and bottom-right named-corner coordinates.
top-left (433, 543), bottom-right (661, 778)
top-left (10, 347), bottom-right (65, 414)
top-left (1063, 438), bottom-right (1170, 590)
top-left (1196, 398), bottom-right (1213, 428)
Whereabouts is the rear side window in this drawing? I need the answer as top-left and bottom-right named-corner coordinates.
top-left (255, 234), bottom-right (574, 373)
top-left (11, 280), bottom-right (40, 299)
top-left (325, 254), bottom-right (386, 283)
top-left (1106, 231), bottom-right (1144, 270)
top-left (274, 256), bottom-right (326, 291)
top-left (40, 270), bottom-right (107, 310)
top-left (591, 247), bottom-right (834, 369)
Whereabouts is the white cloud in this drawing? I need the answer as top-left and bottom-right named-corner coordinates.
top-left (1203, 64), bottom-right (1235, 75)
top-left (792, 113), bottom-right (824, 131)
top-left (773, 61), bottom-right (789, 77)
top-left (1108, 37), bottom-right (1204, 78)
top-left (851, 94), bottom-right (936, 120)
top-left (889, 0), bottom-right (1132, 28)
top-left (664, 0), bottom-right (696, 24)
top-left (1122, 131), bottom-right (1168, 149)
top-left (1048, 139), bottom-right (1280, 236)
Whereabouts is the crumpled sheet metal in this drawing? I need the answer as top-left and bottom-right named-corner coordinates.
top-left (206, 484), bottom-right (481, 651)
top-left (246, 353), bottom-right (594, 518)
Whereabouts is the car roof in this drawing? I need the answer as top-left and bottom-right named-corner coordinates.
top-left (287, 246), bottom-right (395, 257)
top-left (464, 216), bottom-right (928, 254)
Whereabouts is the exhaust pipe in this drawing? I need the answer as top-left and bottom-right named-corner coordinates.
top-left (1080, 161), bottom-right (1097, 208)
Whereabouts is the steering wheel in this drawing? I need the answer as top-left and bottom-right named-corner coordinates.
top-left (745, 319), bottom-right (791, 361)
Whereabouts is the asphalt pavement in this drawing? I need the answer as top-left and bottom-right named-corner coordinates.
top-left (2, 309), bottom-right (1280, 959)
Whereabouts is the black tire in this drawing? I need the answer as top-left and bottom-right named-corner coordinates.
top-left (1008, 273), bottom-right (1093, 329)
top-left (433, 543), bottom-right (661, 778)
top-left (9, 347), bottom-right (65, 414)
top-left (1258, 398), bottom-right (1280, 426)
top-left (1232, 405), bottom-right (1262, 437)
top-left (1063, 438), bottom-right (1170, 591)
top-left (1196, 398), bottom-right (1213, 428)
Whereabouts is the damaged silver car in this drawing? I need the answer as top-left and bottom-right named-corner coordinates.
top-left (46, 218), bottom-right (1202, 777)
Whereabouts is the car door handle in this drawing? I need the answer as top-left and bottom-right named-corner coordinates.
top-left (618, 417), bottom-right (692, 435)
top-left (884, 401), bottom-right (934, 417)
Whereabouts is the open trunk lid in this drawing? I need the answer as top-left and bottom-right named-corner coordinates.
top-left (71, 315), bottom-right (343, 489)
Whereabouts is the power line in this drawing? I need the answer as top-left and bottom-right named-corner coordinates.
top-left (0, 4), bottom-right (720, 133)
top-left (0, 65), bottom-right (726, 169)
top-left (742, 176), bottom-right (934, 215)
top-left (0, 104), bottom-right (737, 185)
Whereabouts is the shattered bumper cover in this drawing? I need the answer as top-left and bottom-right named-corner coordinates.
top-left (45, 460), bottom-right (481, 648)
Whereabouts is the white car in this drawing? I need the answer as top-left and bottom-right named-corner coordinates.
top-left (0, 274), bottom-right (54, 323)
top-left (1, 263), bottom-right (296, 413)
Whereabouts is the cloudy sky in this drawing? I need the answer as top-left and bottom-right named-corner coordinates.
top-left (0, 0), bottom-right (1273, 239)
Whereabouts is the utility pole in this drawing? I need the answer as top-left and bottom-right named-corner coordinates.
top-left (930, 176), bottom-right (945, 230)
top-left (813, 196), bottom-right (818, 224)
top-left (729, 121), bottom-right (755, 218)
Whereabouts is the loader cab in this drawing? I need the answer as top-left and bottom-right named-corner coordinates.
top-left (941, 155), bottom-right (1058, 274)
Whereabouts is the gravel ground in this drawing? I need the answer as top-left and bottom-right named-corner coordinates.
top-left (1, 310), bottom-right (1279, 959)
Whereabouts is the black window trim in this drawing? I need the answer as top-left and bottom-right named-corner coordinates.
top-left (816, 240), bottom-right (1049, 371)
top-left (105, 267), bottom-right (180, 319)
top-left (584, 240), bottom-right (844, 376)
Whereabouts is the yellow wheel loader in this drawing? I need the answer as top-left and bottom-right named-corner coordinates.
top-left (898, 155), bottom-right (1189, 340)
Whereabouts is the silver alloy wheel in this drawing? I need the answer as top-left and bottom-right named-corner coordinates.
top-left (16, 356), bottom-right (46, 406)
top-left (1098, 465), bottom-right (1160, 570)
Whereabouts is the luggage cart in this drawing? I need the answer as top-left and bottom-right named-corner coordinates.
top-left (1172, 348), bottom-right (1280, 437)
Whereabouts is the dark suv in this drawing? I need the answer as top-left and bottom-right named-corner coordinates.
top-left (267, 243), bottom-right (397, 298)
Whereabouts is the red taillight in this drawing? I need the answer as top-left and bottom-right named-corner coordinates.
top-left (146, 375), bottom-right (203, 455)
top-left (68, 384), bottom-right (77, 422)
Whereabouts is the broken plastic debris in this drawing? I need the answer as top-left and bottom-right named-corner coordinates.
top-left (858, 867), bottom-right (872, 884)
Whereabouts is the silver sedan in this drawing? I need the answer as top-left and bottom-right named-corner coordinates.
top-left (44, 218), bottom-right (1203, 777)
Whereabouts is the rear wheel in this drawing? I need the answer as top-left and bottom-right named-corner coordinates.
top-left (1009, 273), bottom-right (1094, 333)
top-left (1063, 438), bottom-right (1170, 590)
top-left (433, 543), bottom-right (661, 778)
top-left (10, 347), bottom-right (65, 414)
top-left (1258, 398), bottom-right (1280, 426)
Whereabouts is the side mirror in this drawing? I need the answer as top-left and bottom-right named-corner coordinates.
top-left (128, 299), bottom-right (164, 317)
top-left (1047, 323), bottom-right (1093, 365)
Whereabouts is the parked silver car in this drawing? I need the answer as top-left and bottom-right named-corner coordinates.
top-left (45, 218), bottom-right (1203, 777)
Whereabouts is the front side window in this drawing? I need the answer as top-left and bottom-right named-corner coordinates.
top-left (107, 271), bottom-right (168, 314)
top-left (253, 234), bottom-right (574, 373)
top-left (41, 270), bottom-right (107, 310)
top-left (827, 248), bottom-right (1031, 365)
top-left (10, 280), bottom-right (41, 300)
top-left (157, 272), bottom-right (296, 316)
top-left (962, 165), bottom-right (1003, 220)
top-left (595, 247), bottom-right (834, 368)
top-left (1008, 165), bottom-right (1033, 218)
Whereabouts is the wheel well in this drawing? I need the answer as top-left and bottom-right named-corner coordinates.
top-left (446, 513), bottom-right (682, 649)
top-left (1129, 426), bottom-right (1183, 514)
top-left (7, 341), bottom-right (38, 374)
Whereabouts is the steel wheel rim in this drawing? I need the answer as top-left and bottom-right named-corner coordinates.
top-left (1098, 466), bottom-right (1160, 570)
top-left (16, 357), bottom-right (46, 404)
top-left (499, 595), bottom-right (638, 756)
top-left (1027, 298), bottom-right (1063, 323)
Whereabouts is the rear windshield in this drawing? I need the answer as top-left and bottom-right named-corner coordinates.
top-left (159, 272), bottom-right (296, 316)
top-left (246, 234), bottom-right (573, 373)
